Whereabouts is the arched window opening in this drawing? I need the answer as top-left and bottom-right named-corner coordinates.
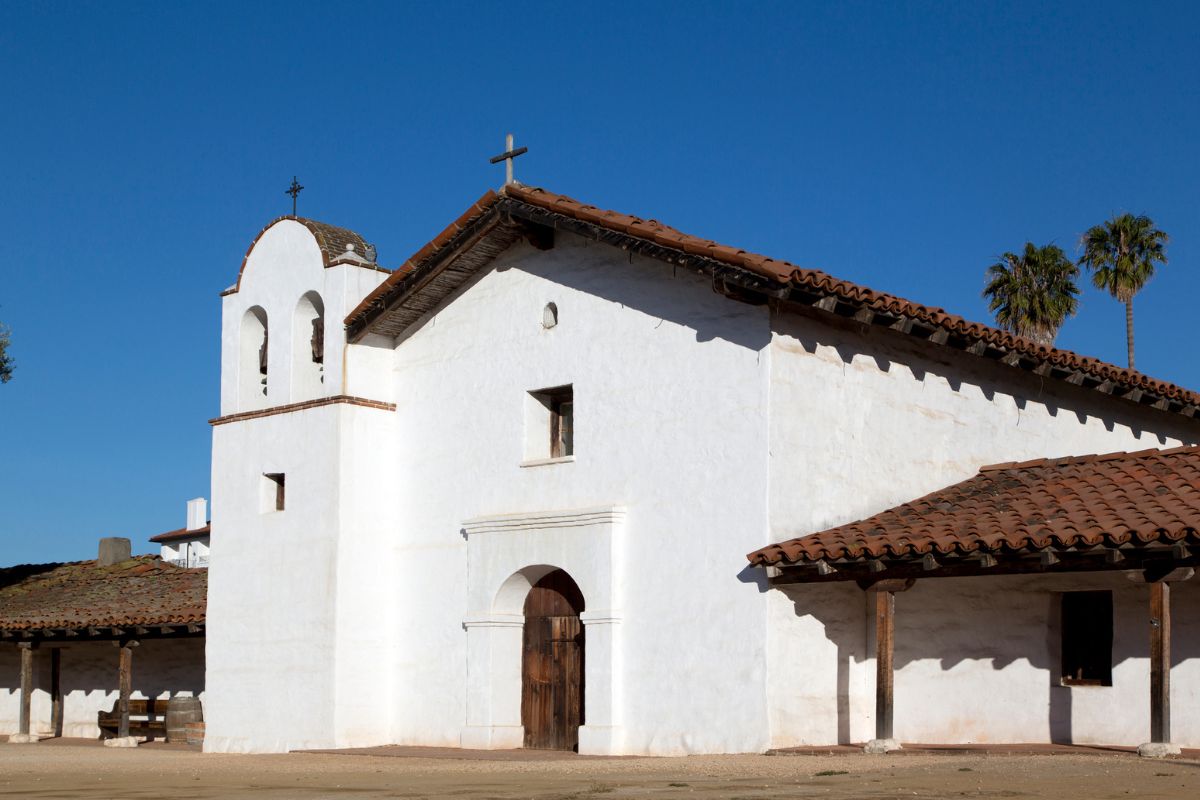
top-left (239, 306), bottom-right (269, 410)
top-left (292, 292), bottom-right (325, 400)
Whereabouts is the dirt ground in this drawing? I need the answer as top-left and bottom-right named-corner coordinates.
top-left (2, 742), bottom-right (1199, 799)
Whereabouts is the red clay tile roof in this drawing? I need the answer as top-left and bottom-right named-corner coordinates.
top-left (342, 185), bottom-right (1200, 415)
top-left (227, 216), bottom-right (382, 294)
top-left (0, 556), bottom-right (206, 632)
top-left (748, 446), bottom-right (1200, 567)
top-left (149, 524), bottom-right (210, 544)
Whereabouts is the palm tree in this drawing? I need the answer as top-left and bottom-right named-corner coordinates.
top-left (983, 242), bottom-right (1080, 347)
top-left (1079, 214), bottom-right (1168, 371)
top-left (0, 321), bottom-right (11, 383)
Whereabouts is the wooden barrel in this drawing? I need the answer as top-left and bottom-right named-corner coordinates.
top-left (185, 722), bottom-right (206, 745)
top-left (166, 696), bottom-right (203, 743)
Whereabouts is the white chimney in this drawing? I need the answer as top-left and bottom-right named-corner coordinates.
top-left (187, 498), bottom-right (207, 531)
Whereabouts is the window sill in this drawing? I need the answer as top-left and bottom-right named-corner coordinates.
top-left (1059, 679), bottom-right (1111, 688)
top-left (520, 455), bottom-right (576, 469)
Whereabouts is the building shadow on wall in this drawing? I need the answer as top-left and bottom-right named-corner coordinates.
top-left (772, 311), bottom-right (1192, 446)
top-left (774, 578), bottom-right (1200, 746)
top-left (491, 244), bottom-right (775, 353)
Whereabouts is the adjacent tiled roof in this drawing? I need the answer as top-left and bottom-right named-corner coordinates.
top-left (0, 556), bottom-right (206, 632)
top-left (227, 216), bottom-right (382, 294)
top-left (748, 446), bottom-right (1200, 566)
top-left (149, 524), bottom-right (210, 544)
top-left (343, 185), bottom-right (1200, 415)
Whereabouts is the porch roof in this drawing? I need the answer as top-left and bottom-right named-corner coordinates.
top-left (749, 446), bottom-right (1200, 576)
top-left (0, 556), bottom-right (206, 638)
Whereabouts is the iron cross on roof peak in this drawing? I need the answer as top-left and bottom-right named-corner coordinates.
top-left (285, 176), bottom-right (304, 215)
top-left (488, 134), bottom-right (528, 186)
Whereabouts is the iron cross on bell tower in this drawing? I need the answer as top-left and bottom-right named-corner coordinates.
top-left (285, 176), bottom-right (304, 215)
top-left (489, 134), bottom-right (528, 185)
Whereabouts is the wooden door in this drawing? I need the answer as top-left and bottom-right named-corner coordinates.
top-left (522, 570), bottom-right (585, 750)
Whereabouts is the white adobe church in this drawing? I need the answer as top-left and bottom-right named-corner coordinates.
top-left (7, 178), bottom-right (1197, 755)
top-left (201, 180), bottom-right (1199, 756)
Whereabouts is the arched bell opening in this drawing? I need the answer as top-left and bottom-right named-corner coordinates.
top-left (520, 569), bottom-right (585, 751)
top-left (291, 291), bottom-right (325, 400)
top-left (239, 306), bottom-right (269, 410)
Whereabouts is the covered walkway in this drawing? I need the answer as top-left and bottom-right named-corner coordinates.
top-left (751, 446), bottom-right (1200, 756)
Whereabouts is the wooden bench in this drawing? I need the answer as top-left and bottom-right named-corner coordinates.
top-left (98, 699), bottom-right (166, 739)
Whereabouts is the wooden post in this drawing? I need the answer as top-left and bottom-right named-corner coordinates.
top-left (875, 589), bottom-right (895, 741)
top-left (50, 649), bottom-right (63, 738)
top-left (1149, 581), bottom-right (1170, 744)
top-left (18, 643), bottom-right (33, 736)
top-left (117, 641), bottom-right (135, 739)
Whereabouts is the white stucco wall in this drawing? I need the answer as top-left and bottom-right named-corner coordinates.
top-left (387, 232), bottom-right (773, 755)
top-left (764, 307), bottom-right (1200, 747)
top-left (0, 639), bottom-right (205, 739)
top-left (160, 536), bottom-right (210, 567)
top-left (207, 404), bottom-right (400, 753)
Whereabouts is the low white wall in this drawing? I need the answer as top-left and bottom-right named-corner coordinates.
top-left (768, 574), bottom-right (1200, 747)
top-left (0, 639), bottom-right (205, 739)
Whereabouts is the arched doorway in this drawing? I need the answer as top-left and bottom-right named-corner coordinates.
top-left (521, 569), bottom-right (585, 750)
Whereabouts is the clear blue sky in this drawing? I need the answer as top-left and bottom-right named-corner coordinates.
top-left (2, 1), bottom-right (1197, 564)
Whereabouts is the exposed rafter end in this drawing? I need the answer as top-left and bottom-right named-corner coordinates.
top-left (816, 560), bottom-right (838, 576)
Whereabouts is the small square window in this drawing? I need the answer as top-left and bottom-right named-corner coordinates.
top-left (1061, 591), bottom-right (1112, 686)
top-left (262, 472), bottom-right (286, 512)
top-left (525, 385), bottom-right (573, 461)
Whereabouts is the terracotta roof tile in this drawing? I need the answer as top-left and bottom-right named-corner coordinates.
top-left (343, 184), bottom-right (1200, 412)
top-left (148, 524), bottom-right (210, 544)
top-left (747, 446), bottom-right (1200, 566)
top-left (0, 556), bottom-right (206, 632)
top-left (229, 216), bottom-right (382, 294)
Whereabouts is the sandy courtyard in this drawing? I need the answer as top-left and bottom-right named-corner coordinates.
top-left (1, 743), bottom-right (1199, 799)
